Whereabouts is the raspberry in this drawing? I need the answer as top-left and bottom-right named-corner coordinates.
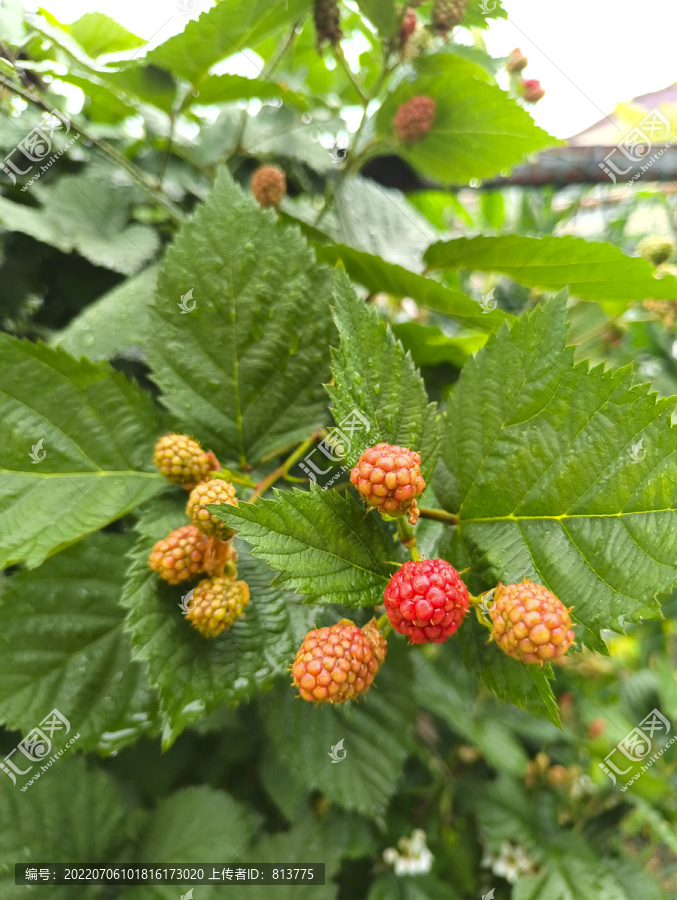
top-left (251, 165), bottom-right (286, 209)
top-left (187, 480), bottom-right (238, 539)
top-left (639, 235), bottom-right (674, 266)
top-left (314, 0), bottom-right (342, 44)
top-left (398, 8), bottom-right (417, 47)
top-left (519, 79), bottom-right (545, 103)
top-left (292, 620), bottom-right (385, 703)
top-left (384, 559), bottom-right (469, 643)
top-left (431, 0), bottom-right (468, 34)
top-left (393, 96), bottom-right (436, 145)
top-left (350, 442), bottom-right (425, 522)
top-left (185, 575), bottom-right (250, 638)
top-left (506, 48), bottom-right (528, 73)
top-left (489, 579), bottom-right (575, 664)
top-left (153, 434), bottom-right (215, 490)
top-left (149, 525), bottom-right (209, 585)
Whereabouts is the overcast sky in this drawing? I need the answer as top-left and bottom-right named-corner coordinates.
top-left (34, 0), bottom-right (677, 139)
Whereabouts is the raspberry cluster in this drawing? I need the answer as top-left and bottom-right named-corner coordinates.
top-left (489, 579), bottom-right (575, 664)
top-left (292, 620), bottom-right (385, 703)
top-left (153, 433), bottom-right (216, 490)
top-left (393, 96), bottom-right (436, 145)
top-left (350, 442), bottom-right (426, 522)
top-left (185, 575), bottom-right (250, 638)
top-left (251, 165), bottom-right (287, 209)
top-left (384, 558), bottom-right (469, 643)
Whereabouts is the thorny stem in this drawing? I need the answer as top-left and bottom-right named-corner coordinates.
top-left (417, 507), bottom-right (459, 526)
top-left (397, 518), bottom-right (421, 561)
top-left (0, 72), bottom-right (185, 224)
top-left (249, 431), bottom-right (322, 502)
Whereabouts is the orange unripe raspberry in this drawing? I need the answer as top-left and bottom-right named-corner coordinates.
top-left (292, 619), bottom-right (386, 703)
top-left (393, 96), bottom-right (436, 144)
top-left (489, 579), bottom-right (575, 665)
top-left (149, 525), bottom-right (209, 584)
top-left (384, 558), bottom-right (469, 644)
top-left (350, 442), bottom-right (425, 522)
top-left (187, 480), bottom-right (238, 539)
top-left (185, 575), bottom-right (250, 638)
top-left (153, 433), bottom-right (215, 490)
top-left (506, 48), bottom-right (528, 73)
top-left (251, 164), bottom-right (286, 209)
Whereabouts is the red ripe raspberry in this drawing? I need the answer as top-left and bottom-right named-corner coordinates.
top-left (251, 164), bottom-right (286, 209)
top-left (292, 619), bottom-right (386, 703)
top-left (187, 480), bottom-right (238, 539)
top-left (506, 48), bottom-right (528, 73)
top-left (149, 525), bottom-right (209, 584)
top-left (398, 8), bottom-right (417, 47)
top-left (393, 96), bottom-right (436, 144)
top-left (185, 575), bottom-right (250, 638)
top-left (384, 559), bottom-right (469, 643)
top-left (350, 442), bottom-right (425, 522)
top-left (520, 79), bottom-right (545, 103)
top-left (153, 433), bottom-right (215, 490)
top-left (489, 579), bottom-right (575, 664)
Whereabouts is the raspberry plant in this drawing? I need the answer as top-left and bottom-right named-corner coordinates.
top-left (0, 1), bottom-right (676, 897)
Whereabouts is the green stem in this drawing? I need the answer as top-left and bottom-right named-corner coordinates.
top-left (417, 507), bottom-right (459, 526)
top-left (376, 613), bottom-right (393, 637)
top-left (0, 72), bottom-right (184, 224)
top-left (249, 432), bottom-right (321, 502)
top-left (211, 470), bottom-right (257, 489)
top-left (333, 45), bottom-right (369, 104)
top-left (397, 518), bottom-right (421, 561)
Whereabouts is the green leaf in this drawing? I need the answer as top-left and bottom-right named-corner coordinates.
top-left (377, 55), bottom-right (557, 185)
top-left (0, 336), bottom-right (164, 570)
top-left (0, 0), bottom-right (24, 45)
top-left (369, 873), bottom-right (459, 900)
top-left (53, 266), bottom-right (157, 360)
top-left (189, 73), bottom-right (307, 109)
top-left (146, 0), bottom-right (311, 85)
top-left (436, 293), bottom-right (677, 650)
top-left (121, 496), bottom-right (313, 746)
top-left (0, 758), bottom-right (133, 897)
top-left (262, 643), bottom-right (417, 816)
top-left (0, 532), bottom-right (159, 753)
top-left (146, 165), bottom-right (334, 468)
top-left (392, 321), bottom-right (488, 369)
top-left (327, 269), bottom-right (441, 482)
top-left (315, 243), bottom-right (509, 330)
top-left (68, 12), bottom-right (145, 57)
top-left (424, 234), bottom-right (677, 303)
top-left (467, 0), bottom-right (508, 27)
top-left (216, 484), bottom-right (393, 607)
top-left (356, 0), bottom-right (399, 38)
top-left (0, 178), bottom-right (160, 275)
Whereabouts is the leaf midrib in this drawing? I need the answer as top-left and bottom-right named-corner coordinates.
top-left (460, 509), bottom-right (676, 524)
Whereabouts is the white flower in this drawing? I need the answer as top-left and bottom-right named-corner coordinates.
top-left (489, 842), bottom-right (535, 883)
top-left (383, 829), bottom-right (434, 877)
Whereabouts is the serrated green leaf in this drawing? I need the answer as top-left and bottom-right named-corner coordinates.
top-left (0, 336), bottom-right (164, 570)
top-left (189, 73), bottom-right (307, 109)
top-left (467, 0), bottom-right (508, 27)
top-left (0, 758), bottom-right (133, 898)
top-left (216, 483), bottom-right (393, 607)
top-left (377, 56), bottom-right (557, 185)
top-left (0, 532), bottom-right (159, 753)
top-left (146, 0), bottom-right (311, 85)
top-left (315, 243), bottom-right (509, 331)
top-left (146, 165), bottom-right (334, 468)
top-left (355, 0), bottom-right (399, 38)
top-left (68, 12), bottom-right (144, 57)
top-left (392, 321), bottom-right (488, 369)
top-left (327, 268), bottom-right (441, 482)
top-left (436, 293), bottom-right (677, 649)
top-left (262, 643), bottom-right (416, 816)
top-left (54, 266), bottom-right (157, 360)
top-left (121, 496), bottom-right (313, 745)
top-left (424, 234), bottom-right (677, 303)
top-left (0, 178), bottom-right (160, 275)
top-left (512, 852), bottom-right (666, 900)
top-left (369, 873), bottom-right (460, 900)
